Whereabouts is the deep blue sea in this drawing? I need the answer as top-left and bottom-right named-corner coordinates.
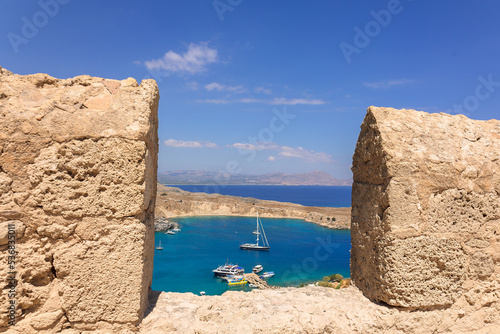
top-left (153, 185), bottom-right (352, 295)
top-left (166, 185), bottom-right (352, 207)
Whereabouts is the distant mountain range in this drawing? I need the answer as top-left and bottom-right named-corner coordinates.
top-left (158, 170), bottom-right (352, 186)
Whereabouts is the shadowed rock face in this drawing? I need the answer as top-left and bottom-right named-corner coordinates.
top-left (351, 106), bottom-right (500, 309)
top-left (0, 67), bottom-right (159, 332)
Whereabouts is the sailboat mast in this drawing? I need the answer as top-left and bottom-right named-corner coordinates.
top-left (259, 215), bottom-right (269, 247)
top-left (255, 212), bottom-right (260, 245)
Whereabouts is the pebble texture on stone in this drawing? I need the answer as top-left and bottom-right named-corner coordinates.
top-left (0, 67), bottom-right (159, 333)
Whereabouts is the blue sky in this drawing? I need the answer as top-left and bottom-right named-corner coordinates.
top-left (2, 0), bottom-right (500, 179)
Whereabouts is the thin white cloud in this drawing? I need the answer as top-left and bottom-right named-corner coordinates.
top-left (237, 98), bottom-right (263, 103)
top-left (255, 87), bottom-right (272, 94)
top-left (164, 139), bottom-right (218, 148)
top-left (145, 42), bottom-right (218, 74)
top-left (278, 146), bottom-right (332, 163)
top-left (228, 142), bottom-right (279, 151)
top-left (363, 79), bottom-right (415, 89)
top-left (270, 98), bottom-right (327, 105)
top-left (196, 97), bottom-right (327, 105)
top-left (228, 141), bottom-right (332, 163)
top-left (195, 99), bottom-right (229, 104)
top-left (205, 82), bottom-right (245, 93)
top-left (186, 81), bottom-right (199, 90)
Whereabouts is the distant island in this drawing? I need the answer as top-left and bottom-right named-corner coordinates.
top-left (158, 170), bottom-right (352, 186)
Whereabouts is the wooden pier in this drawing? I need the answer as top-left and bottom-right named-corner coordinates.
top-left (244, 273), bottom-right (278, 290)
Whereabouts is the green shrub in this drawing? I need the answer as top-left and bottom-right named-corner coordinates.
top-left (329, 274), bottom-right (343, 282)
top-left (322, 276), bottom-right (330, 282)
top-left (317, 281), bottom-right (333, 288)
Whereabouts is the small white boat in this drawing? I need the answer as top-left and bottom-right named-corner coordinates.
top-left (200, 291), bottom-right (206, 296)
top-left (248, 283), bottom-right (257, 288)
top-left (260, 271), bottom-right (274, 279)
top-left (172, 228), bottom-right (181, 232)
top-left (166, 230), bottom-right (175, 235)
top-left (226, 274), bottom-right (245, 281)
top-left (155, 240), bottom-right (163, 250)
top-left (252, 265), bottom-right (263, 273)
top-left (252, 230), bottom-right (260, 235)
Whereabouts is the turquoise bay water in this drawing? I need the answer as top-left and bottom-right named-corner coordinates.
top-left (152, 216), bottom-right (351, 295)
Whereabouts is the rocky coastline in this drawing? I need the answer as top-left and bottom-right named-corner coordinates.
top-left (154, 216), bottom-right (180, 232)
top-left (154, 183), bottom-right (351, 229)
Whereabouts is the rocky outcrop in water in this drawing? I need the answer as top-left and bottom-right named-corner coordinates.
top-left (0, 67), bottom-right (159, 333)
top-left (154, 217), bottom-right (179, 232)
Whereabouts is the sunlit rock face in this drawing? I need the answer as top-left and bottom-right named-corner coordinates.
top-left (0, 66), bottom-right (159, 333)
top-left (351, 106), bottom-right (500, 309)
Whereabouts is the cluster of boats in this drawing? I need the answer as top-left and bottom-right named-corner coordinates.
top-left (212, 261), bottom-right (275, 286)
top-left (166, 228), bottom-right (181, 235)
top-left (156, 228), bottom-right (181, 250)
top-left (156, 211), bottom-right (269, 253)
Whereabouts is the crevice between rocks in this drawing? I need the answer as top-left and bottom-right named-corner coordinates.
top-left (50, 255), bottom-right (57, 279)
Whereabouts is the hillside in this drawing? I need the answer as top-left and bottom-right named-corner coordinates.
top-left (155, 183), bottom-right (351, 229)
top-left (158, 170), bottom-right (352, 186)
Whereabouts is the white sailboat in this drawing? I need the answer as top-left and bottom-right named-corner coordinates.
top-left (156, 240), bottom-right (163, 250)
top-left (240, 212), bottom-right (270, 250)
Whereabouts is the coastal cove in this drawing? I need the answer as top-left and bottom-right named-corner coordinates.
top-left (152, 216), bottom-right (351, 295)
top-left (155, 183), bottom-right (352, 229)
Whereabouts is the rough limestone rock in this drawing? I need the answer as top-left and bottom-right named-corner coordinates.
top-left (0, 67), bottom-right (159, 333)
top-left (351, 107), bottom-right (500, 310)
top-left (140, 287), bottom-right (500, 333)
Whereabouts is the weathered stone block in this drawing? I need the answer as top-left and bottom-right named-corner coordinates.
top-left (351, 106), bottom-right (500, 309)
top-left (0, 67), bottom-right (158, 332)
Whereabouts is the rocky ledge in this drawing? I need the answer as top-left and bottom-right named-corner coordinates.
top-left (140, 286), bottom-right (500, 333)
top-left (155, 183), bottom-right (351, 229)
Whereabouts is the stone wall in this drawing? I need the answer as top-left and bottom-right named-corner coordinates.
top-left (0, 67), bottom-right (159, 332)
top-left (351, 106), bottom-right (500, 310)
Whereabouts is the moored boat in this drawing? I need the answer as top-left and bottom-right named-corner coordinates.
top-left (227, 277), bottom-right (248, 285)
top-left (166, 230), bottom-right (175, 235)
top-left (155, 240), bottom-right (163, 250)
top-left (252, 265), bottom-right (263, 273)
top-left (212, 261), bottom-right (245, 277)
top-left (240, 212), bottom-right (270, 250)
top-left (260, 271), bottom-right (275, 278)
